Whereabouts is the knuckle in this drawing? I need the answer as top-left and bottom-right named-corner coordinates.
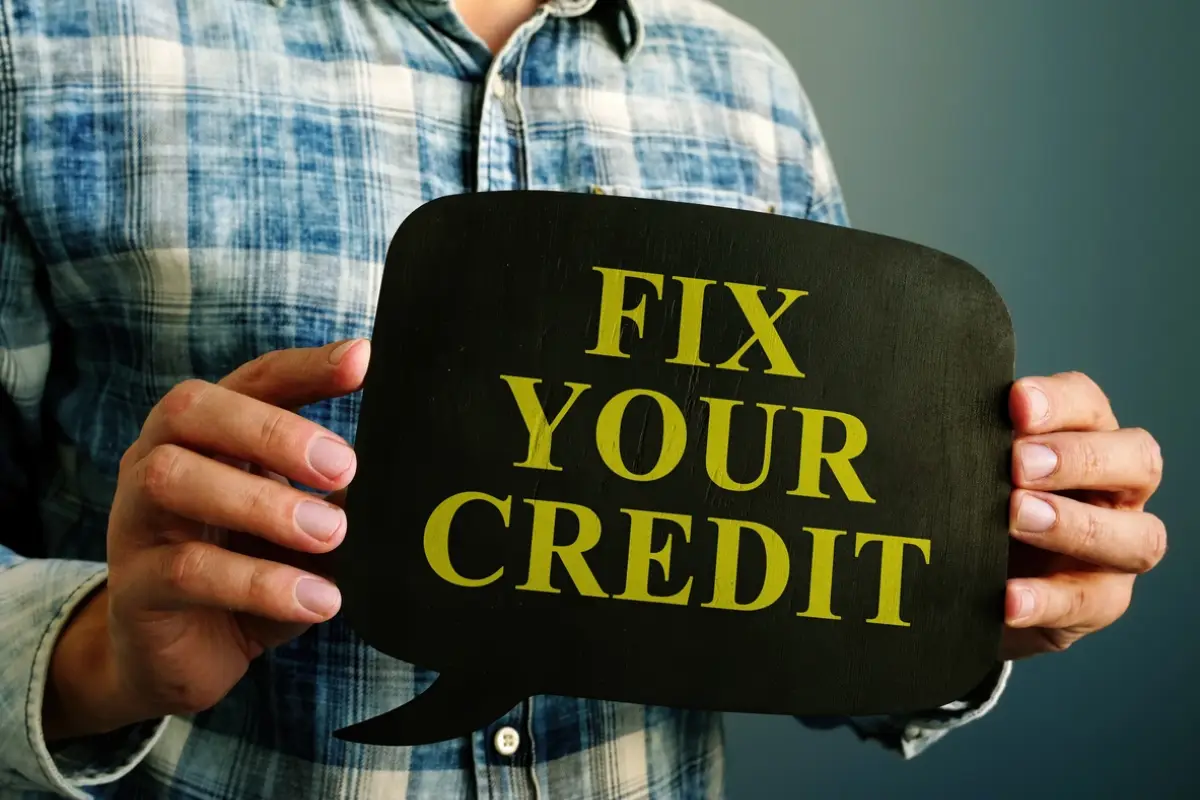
top-left (258, 410), bottom-right (295, 454)
top-left (1077, 438), bottom-right (1106, 480)
top-left (1129, 550), bottom-right (1156, 576)
top-left (243, 564), bottom-right (279, 613)
top-left (161, 379), bottom-right (211, 419)
top-left (1137, 515), bottom-right (1168, 573)
top-left (1066, 370), bottom-right (1101, 397)
top-left (1042, 631), bottom-right (1074, 654)
top-left (1064, 582), bottom-right (1089, 625)
top-left (160, 680), bottom-right (225, 716)
top-left (1077, 508), bottom-right (1106, 555)
top-left (138, 445), bottom-right (185, 503)
top-left (243, 479), bottom-right (280, 524)
top-left (1061, 370), bottom-right (1096, 397)
top-left (165, 541), bottom-right (210, 595)
top-left (1134, 428), bottom-right (1164, 482)
top-left (236, 350), bottom-right (276, 387)
top-left (1062, 371), bottom-right (1111, 426)
top-left (118, 442), bottom-right (140, 475)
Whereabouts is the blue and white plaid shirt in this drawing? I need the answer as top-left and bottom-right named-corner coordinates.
top-left (0, 0), bottom-right (1010, 796)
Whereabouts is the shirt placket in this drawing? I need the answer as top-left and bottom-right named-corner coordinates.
top-left (474, 0), bottom-right (610, 196)
top-left (468, 16), bottom-right (541, 785)
top-left (474, 10), bottom-right (550, 193)
top-left (469, 14), bottom-right (564, 799)
top-left (470, 697), bottom-right (540, 800)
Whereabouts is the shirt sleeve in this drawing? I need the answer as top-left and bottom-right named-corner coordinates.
top-left (0, 199), bottom-right (168, 796)
top-left (796, 662), bottom-right (1011, 758)
top-left (767, 51), bottom-right (1013, 756)
top-left (0, 559), bottom-right (169, 798)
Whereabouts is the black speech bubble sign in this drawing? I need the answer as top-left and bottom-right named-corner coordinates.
top-left (333, 191), bottom-right (1014, 746)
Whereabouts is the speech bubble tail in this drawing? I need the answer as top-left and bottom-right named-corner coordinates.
top-left (333, 670), bottom-right (527, 746)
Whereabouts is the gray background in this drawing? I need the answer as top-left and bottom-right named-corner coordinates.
top-left (712, 1), bottom-right (1199, 797)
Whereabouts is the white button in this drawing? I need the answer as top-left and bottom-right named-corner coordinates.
top-left (491, 80), bottom-right (507, 100)
top-left (493, 726), bottom-right (520, 756)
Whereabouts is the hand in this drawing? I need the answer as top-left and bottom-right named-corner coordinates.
top-left (43, 339), bottom-right (370, 740)
top-left (1002, 371), bottom-right (1166, 660)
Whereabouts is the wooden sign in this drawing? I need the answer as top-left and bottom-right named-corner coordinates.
top-left (333, 191), bottom-right (1014, 746)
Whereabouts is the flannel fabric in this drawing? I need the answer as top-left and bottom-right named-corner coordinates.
top-left (0, 0), bottom-right (1009, 796)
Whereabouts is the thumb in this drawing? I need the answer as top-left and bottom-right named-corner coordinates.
top-left (219, 339), bottom-right (370, 409)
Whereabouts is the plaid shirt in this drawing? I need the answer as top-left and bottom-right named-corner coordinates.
top-left (0, 0), bottom-right (1010, 797)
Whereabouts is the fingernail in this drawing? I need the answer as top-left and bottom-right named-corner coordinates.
top-left (1015, 494), bottom-right (1057, 532)
top-left (295, 578), bottom-right (341, 617)
top-left (1026, 384), bottom-right (1050, 423)
top-left (329, 339), bottom-right (361, 365)
top-left (295, 501), bottom-right (344, 543)
top-left (308, 438), bottom-right (355, 480)
top-left (1013, 586), bottom-right (1035, 622)
top-left (1019, 443), bottom-right (1058, 481)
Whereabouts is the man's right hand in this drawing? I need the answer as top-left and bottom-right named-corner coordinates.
top-left (42, 339), bottom-right (371, 741)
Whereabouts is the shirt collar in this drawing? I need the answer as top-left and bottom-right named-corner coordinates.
top-left (550, 0), bottom-right (645, 61)
top-left (403, 0), bottom-right (645, 61)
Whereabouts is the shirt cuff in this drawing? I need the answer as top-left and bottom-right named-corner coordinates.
top-left (795, 661), bottom-right (1011, 758)
top-left (0, 559), bottom-right (168, 798)
top-left (846, 661), bottom-right (1012, 758)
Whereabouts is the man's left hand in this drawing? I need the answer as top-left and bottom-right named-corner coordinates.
top-left (1003, 371), bottom-right (1166, 659)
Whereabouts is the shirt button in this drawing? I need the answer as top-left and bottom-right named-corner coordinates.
top-left (491, 80), bottom-right (507, 100)
top-left (493, 726), bottom-right (520, 756)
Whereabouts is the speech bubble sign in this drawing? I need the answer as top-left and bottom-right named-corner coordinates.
top-left (333, 191), bottom-right (1014, 746)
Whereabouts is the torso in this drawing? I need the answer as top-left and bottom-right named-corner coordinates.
top-left (2, 1), bottom-right (833, 795)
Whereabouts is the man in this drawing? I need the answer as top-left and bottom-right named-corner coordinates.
top-left (0, 0), bottom-right (1166, 797)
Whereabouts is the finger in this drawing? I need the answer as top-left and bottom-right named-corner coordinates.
top-left (127, 541), bottom-right (342, 622)
top-left (1009, 372), bottom-right (1118, 435)
top-left (128, 444), bottom-right (346, 552)
top-left (135, 381), bottom-right (357, 492)
top-left (1013, 428), bottom-right (1163, 498)
top-left (248, 462), bottom-right (293, 487)
top-left (227, 532), bottom-right (338, 580)
top-left (219, 339), bottom-right (370, 409)
top-left (1009, 490), bottom-right (1167, 574)
top-left (1005, 571), bottom-right (1133, 630)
